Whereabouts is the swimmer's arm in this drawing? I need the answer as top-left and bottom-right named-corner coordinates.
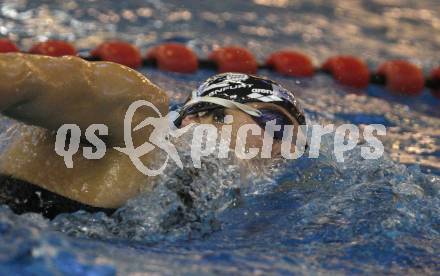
top-left (0, 53), bottom-right (168, 146)
top-left (0, 53), bottom-right (168, 208)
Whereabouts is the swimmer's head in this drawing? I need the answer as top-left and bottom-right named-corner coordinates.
top-left (174, 73), bottom-right (307, 157)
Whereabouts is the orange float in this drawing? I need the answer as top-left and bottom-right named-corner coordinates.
top-left (209, 46), bottom-right (258, 74)
top-left (91, 41), bottom-right (142, 69)
top-left (0, 39), bottom-right (19, 53)
top-left (377, 60), bottom-right (424, 95)
top-left (322, 56), bottom-right (370, 89)
top-left (266, 51), bottom-right (314, 77)
top-left (146, 43), bottom-right (198, 73)
top-left (29, 40), bottom-right (77, 56)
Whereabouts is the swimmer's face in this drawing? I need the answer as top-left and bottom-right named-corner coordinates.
top-left (180, 102), bottom-right (302, 157)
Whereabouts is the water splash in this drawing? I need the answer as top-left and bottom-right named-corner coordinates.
top-left (0, 0), bottom-right (440, 274)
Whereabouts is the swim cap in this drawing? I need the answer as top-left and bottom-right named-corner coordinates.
top-left (174, 73), bottom-right (306, 127)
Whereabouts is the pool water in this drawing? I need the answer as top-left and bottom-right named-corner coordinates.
top-left (0, 0), bottom-right (439, 275)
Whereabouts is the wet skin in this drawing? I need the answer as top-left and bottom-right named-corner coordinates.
top-left (0, 53), bottom-right (168, 208)
top-left (0, 53), bottom-right (301, 209)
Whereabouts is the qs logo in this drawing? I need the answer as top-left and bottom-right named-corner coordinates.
top-left (114, 100), bottom-right (191, 176)
top-left (55, 101), bottom-right (387, 176)
top-left (55, 100), bottom-right (192, 176)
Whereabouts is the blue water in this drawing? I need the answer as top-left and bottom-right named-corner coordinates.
top-left (1, 0), bottom-right (440, 275)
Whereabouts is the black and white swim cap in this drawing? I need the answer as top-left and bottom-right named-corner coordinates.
top-left (174, 73), bottom-right (306, 127)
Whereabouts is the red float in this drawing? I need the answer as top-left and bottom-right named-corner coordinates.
top-left (209, 46), bottom-right (258, 74)
top-left (377, 60), bottom-right (424, 95)
top-left (146, 43), bottom-right (198, 73)
top-left (29, 40), bottom-right (77, 57)
top-left (91, 41), bottom-right (142, 69)
top-left (430, 67), bottom-right (440, 99)
top-left (0, 39), bottom-right (19, 53)
top-left (322, 56), bottom-right (370, 89)
top-left (266, 50), bottom-right (314, 77)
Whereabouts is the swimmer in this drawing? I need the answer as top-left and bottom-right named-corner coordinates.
top-left (173, 72), bottom-right (306, 157)
top-left (0, 53), bottom-right (306, 218)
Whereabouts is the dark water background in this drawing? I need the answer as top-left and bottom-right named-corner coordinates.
top-left (0, 0), bottom-right (439, 274)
